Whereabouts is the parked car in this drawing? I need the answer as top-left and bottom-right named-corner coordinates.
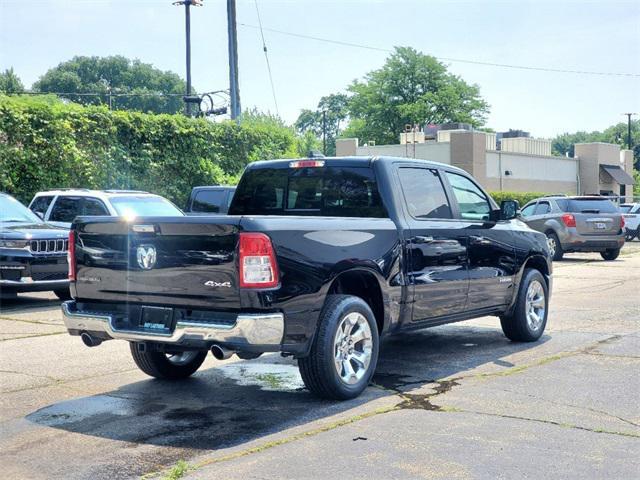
top-left (620, 203), bottom-right (640, 241)
top-left (0, 193), bottom-right (70, 299)
top-left (29, 189), bottom-right (184, 228)
top-left (519, 195), bottom-right (625, 261)
top-left (185, 186), bottom-right (236, 215)
top-left (61, 156), bottom-right (552, 400)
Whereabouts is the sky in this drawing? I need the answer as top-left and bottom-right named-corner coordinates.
top-left (1, 0), bottom-right (639, 139)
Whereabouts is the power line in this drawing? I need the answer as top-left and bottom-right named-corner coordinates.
top-left (13, 91), bottom-right (187, 97)
top-left (253, 0), bottom-right (279, 116)
top-left (238, 23), bottom-right (640, 78)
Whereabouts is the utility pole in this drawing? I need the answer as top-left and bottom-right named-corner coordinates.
top-left (173, 0), bottom-right (203, 116)
top-left (322, 110), bottom-right (327, 155)
top-left (622, 113), bottom-right (636, 150)
top-left (227, 0), bottom-right (241, 121)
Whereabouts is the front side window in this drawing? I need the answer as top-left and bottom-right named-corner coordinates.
top-left (398, 168), bottom-right (452, 219)
top-left (30, 196), bottom-right (54, 217)
top-left (49, 197), bottom-right (83, 222)
top-left (520, 203), bottom-right (537, 217)
top-left (445, 172), bottom-right (491, 221)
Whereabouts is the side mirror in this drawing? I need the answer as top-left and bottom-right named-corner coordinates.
top-left (500, 200), bottom-right (520, 220)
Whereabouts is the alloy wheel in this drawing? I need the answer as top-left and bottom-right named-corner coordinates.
top-left (333, 312), bottom-right (373, 385)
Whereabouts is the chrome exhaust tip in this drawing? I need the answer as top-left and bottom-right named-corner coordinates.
top-left (210, 344), bottom-right (234, 360)
top-left (81, 332), bottom-right (102, 347)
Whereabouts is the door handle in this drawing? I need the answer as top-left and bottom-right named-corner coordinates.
top-left (470, 235), bottom-right (490, 245)
top-left (415, 235), bottom-right (434, 244)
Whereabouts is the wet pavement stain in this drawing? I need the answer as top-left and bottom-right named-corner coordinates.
top-left (373, 372), bottom-right (461, 411)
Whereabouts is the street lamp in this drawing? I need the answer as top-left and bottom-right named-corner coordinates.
top-left (173, 0), bottom-right (203, 116)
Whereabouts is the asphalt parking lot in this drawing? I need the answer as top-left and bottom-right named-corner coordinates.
top-left (1, 242), bottom-right (639, 480)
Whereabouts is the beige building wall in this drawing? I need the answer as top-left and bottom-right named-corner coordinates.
top-left (354, 141), bottom-right (451, 165)
top-left (620, 149), bottom-right (635, 202)
top-left (574, 142), bottom-right (622, 196)
top-left (449, 131), bottom-right (487, 184)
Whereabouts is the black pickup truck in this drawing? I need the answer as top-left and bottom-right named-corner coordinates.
top-left (62, 156), bottom-right (552, 400)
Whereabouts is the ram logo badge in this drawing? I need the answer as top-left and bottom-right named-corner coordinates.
top-left (136, 245), bottom-right (157, 270)
top-left (204, 281), bottom-right (231, 288)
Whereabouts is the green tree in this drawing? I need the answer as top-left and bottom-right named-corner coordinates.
top-left (295, 93), bottom-right (349, 155)
top-left (0, 68), bottom-right (24, 94)
top-left (33, 56), bottom-right (189, 114)
top-left (345, 47), bottom-right (489, 145)
top-left (552, 120), bottom-right (640, 169)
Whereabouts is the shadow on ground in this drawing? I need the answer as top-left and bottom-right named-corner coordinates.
top-left (27, 324), bottom-right (545, 460)
top-left (0, 293), bottom-right (62, 313)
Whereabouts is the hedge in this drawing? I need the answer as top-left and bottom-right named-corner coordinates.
top-left (0, 95), bottom-right (297, 207)
top-left (489, 191), bottom-right (547, 207)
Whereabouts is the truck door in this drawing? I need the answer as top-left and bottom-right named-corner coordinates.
top-left (443, 171), bottom-right (517, 311)
top-left (396, 167), bottom-right (469, 322)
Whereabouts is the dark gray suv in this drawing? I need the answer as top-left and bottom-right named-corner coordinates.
top-left (520, 195), bottom-right (625, 261)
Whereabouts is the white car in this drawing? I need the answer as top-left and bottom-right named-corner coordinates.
top-left (620, 203), bottom-right (640, 241)
top-left (29, 189), bottom-right (184, 228)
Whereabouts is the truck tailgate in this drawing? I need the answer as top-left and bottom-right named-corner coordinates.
top-left (73, 217), bottom-right (241, 309)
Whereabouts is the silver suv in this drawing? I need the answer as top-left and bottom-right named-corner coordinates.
top-left (520, 195), bottom-right (625, 261)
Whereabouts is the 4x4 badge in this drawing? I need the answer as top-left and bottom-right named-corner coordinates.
top-left (204, 281), bottom-right (231, 288)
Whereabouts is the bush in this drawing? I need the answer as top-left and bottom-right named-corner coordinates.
top-left (490, 191), bottom-right (547, 207)
top-left (0, 95), bottom-right (296, 206)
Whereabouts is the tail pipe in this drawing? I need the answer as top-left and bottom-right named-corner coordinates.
top-left (81, 332), bottom-right (102, 347)
top-left (210, 344), bottom-right (234, 360)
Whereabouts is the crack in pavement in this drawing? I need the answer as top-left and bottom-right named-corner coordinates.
top-left (494, 387), bottom-right (640, 428)
top-left (0, 332), bottom-right (65, 342)
top-left (452, 409), bottom-right (640, 438)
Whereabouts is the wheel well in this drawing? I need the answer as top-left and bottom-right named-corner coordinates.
top-left (524, 256), bottom-right (549, 284)
top-left (328, 270), bottom-right (384, 334)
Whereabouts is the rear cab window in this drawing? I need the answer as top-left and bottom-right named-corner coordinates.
top-left (229, 164), bottom-right (388, 218)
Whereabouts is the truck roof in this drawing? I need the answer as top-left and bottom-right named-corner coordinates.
top-left (246, 155), bottom-right (465, 173)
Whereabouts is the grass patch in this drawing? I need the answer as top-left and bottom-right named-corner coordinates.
top-left (163, 460), bottom-right (190, 480)
top-left (254, 373), bottom-right (285, 389)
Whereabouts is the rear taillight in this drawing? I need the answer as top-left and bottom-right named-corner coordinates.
top-left (239, 232), bottom-right (279, 288)
top-left (620, 216), bottom-right (625, 229)
top-left (561, 213), bottom-right (576, 228)
top-left (68, 230), bottom-right (77, 281)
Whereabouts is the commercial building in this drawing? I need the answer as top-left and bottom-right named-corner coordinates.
top-left (336, 128), bottom-right (636, 202)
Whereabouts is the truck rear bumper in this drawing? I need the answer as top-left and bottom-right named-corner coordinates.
top-left (61, 301), bottom-right (284, 349)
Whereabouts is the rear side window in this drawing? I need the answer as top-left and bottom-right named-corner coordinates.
top-left (30, 196), bottom-right (54, 216)
top-left (49, 196), bottom-right (82, 222)
top-left (398, 168), bottom-right (452, 219)
top-left (83, 197), bottom-right (109, 216)
top-left (191, 190), bottom-right (226, 213)
top-left (445, 172), bottom-right (492, 221)
top-left (229, 166), bottom-right (388, 218)
top-left (534, 201), bottom-right (551, 215)
top-left (567, 198), bottom-right (618, 214)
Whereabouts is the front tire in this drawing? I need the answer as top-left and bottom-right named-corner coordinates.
top-left (130, 343), bottom-right (207, 380)
top-left (298, 295), bottom-right (379, 400)
top-left (600, 248), bottom-right (620, 261)
top-left (500, 269), bottom-right (548, 342)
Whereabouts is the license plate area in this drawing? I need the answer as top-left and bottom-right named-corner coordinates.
top-left (139, 306), bottom-right (175, 332)
top-left (595, 222), bottom-right (607, 230)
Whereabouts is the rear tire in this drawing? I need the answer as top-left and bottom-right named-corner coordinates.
top-left (546, 231), bottom-right (564, 261)
top-left (600, 248), bottom-right (620, 261)
top-left (54, 288), bottom-right (72, 300)
top-left (298, 295), bottom-right (379, 400)
top-left (500, 269), bottom-right (548, 342)
top-left (129, 343), bottom-right (207, 380)
top-left (625, 229), bottom-right (637, 242)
